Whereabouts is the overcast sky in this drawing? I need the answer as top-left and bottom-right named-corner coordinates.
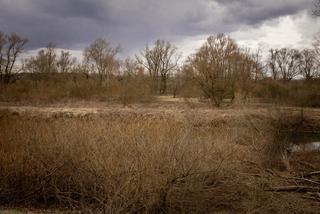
top-left (1, 0), bottom-right (319, 60)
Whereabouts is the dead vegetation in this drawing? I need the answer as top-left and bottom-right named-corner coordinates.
top-left (0, 107), bottom-right (319, 213)
top-left (0, 30), bottom-right (320, 213)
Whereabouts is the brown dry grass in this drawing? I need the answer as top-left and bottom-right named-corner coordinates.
top-left (0, 107), bottom-right (319, 213)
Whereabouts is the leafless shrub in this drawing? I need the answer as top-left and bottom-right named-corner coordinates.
top-left (252, 79), bottom-right (320, 107)
top-left (0, 108), bottom-right (318, 213)
top-left (0, 111), bottom-right (255, 212)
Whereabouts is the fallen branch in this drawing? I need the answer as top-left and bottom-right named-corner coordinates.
top-left (295, 177), bottom-right (320, 186)
top-left (302, 196), bottom-right (320, 202)
top-left (279, 175), bottom-right (320, 186)
top-left (266, 186), bottom-right (320, 193)
top-left (307, 192), bottom-right (320, 198)
top-left (298, 161), bottom-right (317, 170)
top-left (302, 171), bottom-right (320, 178)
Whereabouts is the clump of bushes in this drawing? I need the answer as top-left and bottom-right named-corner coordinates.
top-left (0, 73), bottom-right (154, 105)
top-left (251, 79), bottom-right (320, 107)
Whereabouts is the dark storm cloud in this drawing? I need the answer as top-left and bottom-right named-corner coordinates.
top-left (34, 0), bottom-right (107, 19)
top-left (0, 0), bottom-right (109, 49)
top-left (0, 0), bottom-right (311, 52)
top-left (214, 0), bottom-right (312, 25)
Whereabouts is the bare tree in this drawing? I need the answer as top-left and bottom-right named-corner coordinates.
top-left (268, 49), bottom-right (279, 80)
top-left (187, 34), bottom-right (239, 107)
top-left (0, 32), bottom-right (6, 82)
top-left (136, 40), bottom-right (180, 94)
top-left (24, 50), bottom-right (47, 74)
top-left (299, 49), bottom-right (318, 80)
top-left (313, 32), bottom-right (320, 55)
top-left (121, 57), bottom-right (139, 78)
top-left (312, 33), bottom-right (320, 78)
top-left (117, 58), bottom-right (139, 106)
top-left (268, 48), bottom-right (301, 81)
top-left (45, 43), bottom-right (57, 74)
top-left (250, 48), bottom-right (265, 81)
top-left (57, 51), bottom-right (76, 73)
top-left (187, 34), bottom-right (263, 106)
top-left (0, 32), bottom-right (28, 84)
top-left (24, 43), bottom-right (58, 75)
top-left (84, 38), bottom-right (120, 85)
top-left (276, 48), bottom-right (301, 81)
top-left (234, 48), bottom-right (263, 98)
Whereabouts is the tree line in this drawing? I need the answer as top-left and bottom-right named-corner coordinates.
top-left (1, 31), bottom-right (320, 106)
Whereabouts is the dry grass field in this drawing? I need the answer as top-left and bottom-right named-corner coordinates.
top-left (0, 98), bottom-right (319, 213)
top-left (2, 2), bottom-right (320, 213)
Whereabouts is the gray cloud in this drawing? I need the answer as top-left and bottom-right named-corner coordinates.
top-left (0, 0), bottom-right (314, 54)
top-left (215, 0), bottom-right (312, 25)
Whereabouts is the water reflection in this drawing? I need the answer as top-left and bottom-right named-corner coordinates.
top-left (291, 142), bottom-right (320, 152)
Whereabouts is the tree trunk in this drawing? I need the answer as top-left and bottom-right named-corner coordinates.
top-left (160, 75), bottom-right (167, 95)
top-left (3, 73), bottom-right (11, 84)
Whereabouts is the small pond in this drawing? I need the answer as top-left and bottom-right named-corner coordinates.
top-left (291, 142), bottom-right (320, 152)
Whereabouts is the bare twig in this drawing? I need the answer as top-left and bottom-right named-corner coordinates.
top-left (266, 186), bottom-right (320, 192)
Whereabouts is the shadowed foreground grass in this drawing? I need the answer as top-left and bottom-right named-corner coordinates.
top-left (0, 109), bottom-right (319, 213)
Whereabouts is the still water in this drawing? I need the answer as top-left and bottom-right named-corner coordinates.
top-left (291, 142), bottom-right (320, 152)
